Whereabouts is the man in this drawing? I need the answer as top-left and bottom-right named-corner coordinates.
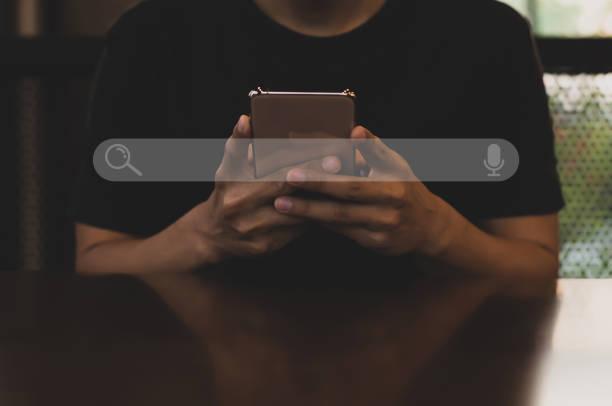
top-left (74, 0), bottom-right (564, 279)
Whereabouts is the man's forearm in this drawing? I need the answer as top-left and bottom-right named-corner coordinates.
top-left (75, 220), bottom-right (214, 275)
top-left (432, 210), bottom-right (559, 280)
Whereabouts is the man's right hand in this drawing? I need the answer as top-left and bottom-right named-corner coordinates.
top-left (75, 115), bottom-right (342, 275)
top-left (182, 115), bottom-right (341, 264)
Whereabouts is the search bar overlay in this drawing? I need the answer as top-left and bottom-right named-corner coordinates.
top-left (93, 138), bottom-right (519, 182)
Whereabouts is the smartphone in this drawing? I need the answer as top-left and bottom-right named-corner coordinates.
top-left (249, 88), bottom-right (356, 178)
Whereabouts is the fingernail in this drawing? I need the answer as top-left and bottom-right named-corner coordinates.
top-left (275, 197), bottom-right (293, 212)
top-left (237, 116), bottom-right (247, 133)
top-left (287, 169), bottom-right (306, 183)
top-left (322, 156), bottom-right (341, 173)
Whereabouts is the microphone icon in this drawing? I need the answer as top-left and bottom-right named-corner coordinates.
top-left (484, 144), bottom-right (504, 177)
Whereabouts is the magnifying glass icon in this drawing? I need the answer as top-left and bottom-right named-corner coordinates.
top-left (104, 144), bottom-right (143, 177)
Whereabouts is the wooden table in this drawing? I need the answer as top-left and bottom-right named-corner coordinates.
top-left (1, 271), bottom-right (610, 406)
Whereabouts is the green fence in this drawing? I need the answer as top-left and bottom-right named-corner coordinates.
top-left (546, 73), bottom-right (612, 277)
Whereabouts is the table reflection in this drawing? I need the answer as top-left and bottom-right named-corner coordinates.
top-left (139, 269), bottom-right (557, 406)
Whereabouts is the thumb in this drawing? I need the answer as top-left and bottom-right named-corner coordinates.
top-left (351, 126), bottom-right (406, 172)
top-left (225, 115), bottom-right (251, 160)
top-left (217, 115), bottom-right (253, 180)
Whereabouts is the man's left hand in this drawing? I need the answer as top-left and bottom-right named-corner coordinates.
top-left (273, 126), bottom-right (464, 257)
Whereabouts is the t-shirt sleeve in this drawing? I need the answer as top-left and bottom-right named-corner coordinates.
top-left (449, 12), bottom-right (565, 221)
top-left (72, 4), bottom-right (212, 236)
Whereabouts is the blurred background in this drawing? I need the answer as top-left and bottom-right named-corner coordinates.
top-left (1, 0), bottom-right (611, 277)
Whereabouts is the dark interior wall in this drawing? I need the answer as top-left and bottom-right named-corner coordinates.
top-left (0, 1), bottom-right (16, 33)
top-left (2, 1), bottom-right (18, 271)
top-left (1, 77), bottom-right (19, 272)
top-left (39, 75), bottom-right (90, 272)
top-left (2, 1), bottom-right (141, 272)
top-left (56, 0), bottom-right (141, 35)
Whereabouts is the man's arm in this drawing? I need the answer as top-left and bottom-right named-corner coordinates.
top-left (75, 116), bottom-right (305, 275)
top-left (430, 212), bottom-right (559, 280)
top-left (273, 126), bottom-right (561, 281)
top-left (75, 221), bottom-right (209, 275)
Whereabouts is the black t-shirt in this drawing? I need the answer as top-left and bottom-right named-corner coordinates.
top-left (74, 0), bottom-right (564, 275)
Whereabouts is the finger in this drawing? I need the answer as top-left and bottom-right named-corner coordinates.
top-left (296, 155), bottom-right (342, 174)
top-left (322, 223), bottom-right (389, 250)
top-left (221, 180), bottom-right (296, 212)
top-left (258, 154), bottom-right (343, 183)
top-left (285, 168), bottom-right (407, 205)
top-left (220, 154), bottom-right (342, 208)
top-left (248, 143), bottom-right (254, 164)
top-left (242, 226), bottom-right (306, 256)
top-left (220, 115), bottom-right (252, 172)
top-left (355, 150), bottom-right (371, 177)
top-left (287, 155), bottom-right (342, 175)
top-left (321, 155), bottom-right (342, 174)
top-left (351, 126), bottom-right (407, 172)
top-left (231, 206), bottom-right (304, 235)
top-left (274, 197), bottom-right (399, 230)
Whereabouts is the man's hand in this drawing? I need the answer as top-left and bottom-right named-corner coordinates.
top-left (272, 126), bottom-right (463, 257)
top-left (75, 115), bottom-right (343, 275)
top-left (184, 115), bottom-right (342, 263)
